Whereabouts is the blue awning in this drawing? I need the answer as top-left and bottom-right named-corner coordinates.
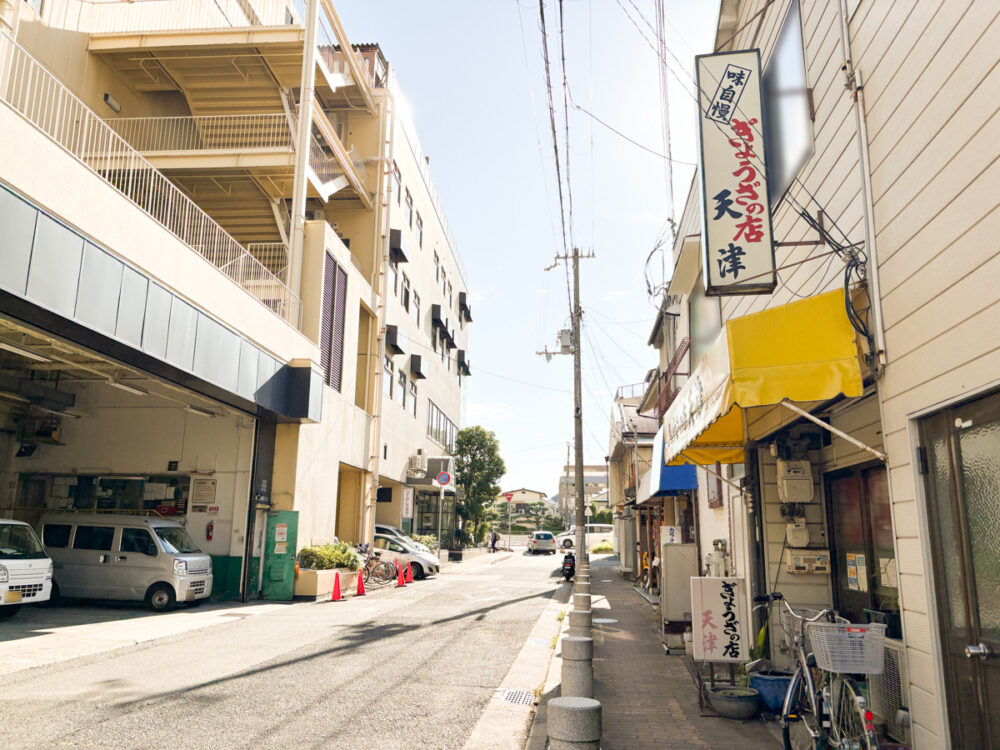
top-left (639, 425), bottom-right (698, 504)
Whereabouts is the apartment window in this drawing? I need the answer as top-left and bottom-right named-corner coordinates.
top-left (24, 0), bottom-right (43, 14)
top-left (392, 161), bottom-right (401, 205)
top-left (396, 370), bottom-right (406, 408)
top-left (405, 189), bottom-right (413, 228)
top-left (427, 401), bottom-right (458, 453)
top-left (409, 381), bottom-right (417, 417)
top-left (434, 252), bottom-right (440, 281)
top-left (401, 273), bottom-right (411, 312)
top-left (389, 261), bottom-right (398, 297)
top-left (441, 269), bottom-right (447, 295)
top-left (415, 213), bottom-right (423, 248)
top-left (384, 356), bottom-right (394, 399)
top-left (412, 291), bottom-right (421, 327)
top-left (320, 253), bottom-right (347, 391)
top-left (447, 282), bottom-right (453, 310)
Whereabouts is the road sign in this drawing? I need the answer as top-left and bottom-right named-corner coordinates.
top-left (503, 492), bottom-right (514, 502)
top-left (436, 471), bottom-right (451, 486)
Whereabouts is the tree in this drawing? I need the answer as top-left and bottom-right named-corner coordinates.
top-left (525, 501), bottom-right (548, 530)
top-left (454, 426), bottom-right (506, 544)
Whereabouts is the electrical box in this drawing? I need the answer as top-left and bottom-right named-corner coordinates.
top-left (785, 521), bottom-right (810, 548)
top-left (777, 459), bottom-right (814, 502)
top-left (783, 548), bottom-right (830, 574)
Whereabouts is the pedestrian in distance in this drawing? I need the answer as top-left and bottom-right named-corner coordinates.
top-left (490, 530), bottom-right (498, 553)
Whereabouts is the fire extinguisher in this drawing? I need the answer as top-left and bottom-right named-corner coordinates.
top-left (206, 521), bottom-right (214, 541)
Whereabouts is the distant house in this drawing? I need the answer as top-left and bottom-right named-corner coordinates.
top-left (495, 488), bottom-right (549, 530)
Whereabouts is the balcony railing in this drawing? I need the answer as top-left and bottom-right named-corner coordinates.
top-left (0, 32), bottom-right (300, 326)
top-left (246, 242), bottom-right (290, 280)
top-left (615, 383), bottom-right (646, 400)
top-left (106, 114), bottom-right (294, 153)
top-left (54, 0), bottom-right (291, 34)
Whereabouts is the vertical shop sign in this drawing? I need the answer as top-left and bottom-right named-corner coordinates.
top-left (696, 50), bottom-right (776, 296)
top-left (402, 487), bottom-right (414, 519)
top-left (691, 576), bottom-right (748, 662)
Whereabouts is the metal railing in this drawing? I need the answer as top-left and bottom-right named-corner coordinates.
top-left (615, 383), bottom-right (647, 400)
top-left (106, 114), bottom-right (294, 153)
top-left (54, 0), bottom-right (291, 34)
top-left (0, 32), bottom-right (300, 326)
top-left (246, 242), bottom-right (290, 280)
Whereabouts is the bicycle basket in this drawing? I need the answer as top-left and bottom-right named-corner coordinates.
top-left (780, 607), bottom-right (820, 652)
top-left (806, 621), bottom-right (886, 674)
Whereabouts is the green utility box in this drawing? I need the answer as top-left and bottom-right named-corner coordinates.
top-left (261, 510), bottom-right (298, 601)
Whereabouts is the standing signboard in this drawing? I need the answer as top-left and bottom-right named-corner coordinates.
top-left (691, 576), bottom-right (749, 662)
top-left (695, 49), bottom-right (776, 296)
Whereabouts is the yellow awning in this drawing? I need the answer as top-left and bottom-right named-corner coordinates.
top-left (663, 289), bottom-right (864, 465)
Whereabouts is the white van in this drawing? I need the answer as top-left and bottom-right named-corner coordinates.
top-left (39, 513), bottom-right (213, 611)
top-left (0, 518), bottom-right (52, 618)
top-left (555, 523), bottom-right (614, 551)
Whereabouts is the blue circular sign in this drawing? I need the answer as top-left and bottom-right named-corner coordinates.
top-left (436, 471), bottom-right (451, 485)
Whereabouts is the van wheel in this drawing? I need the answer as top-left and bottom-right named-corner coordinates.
top-left (0, 604), bottom-right (21, 618)
top-left (146, 583), bottom-right (176, 612)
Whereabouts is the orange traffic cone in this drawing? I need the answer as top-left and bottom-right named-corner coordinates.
top-left (396, 561), bottom-right (406, 587)
top-left (356, 572), bottom-right (366, 596)
top-left (405, 561), bottom-right (414, 584)
top-left (331, 571), bottom-right (342, 602)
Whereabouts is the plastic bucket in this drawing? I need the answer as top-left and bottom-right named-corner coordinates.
top-left (748, 671), bottom-right (793, 713)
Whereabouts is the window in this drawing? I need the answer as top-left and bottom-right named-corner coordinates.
top-left (42, 523), bottom-right (71, 548)
top-left (384, 356), bottom-right (394, 398)
top-left (434, 252), bottom-right (440, 281)
top-left (392, 161), bottom-right (401, 205)
top-left (441, 269), bottom-right (447, 295)
top-left (427, 401), bottom-right (458, 453)
top-left (447, 282), bottom-right (453, 310)
top-left (401, 273), bottom-right (410, 312)
top-left (73, 525), bottom-right (114, 551)
top-left (320, 253), bottom-right (347, 391)
top-left (121, 528), bottom-right (157, 556)
top-left (409, 381), bottom-right (417, 417)
top-left (415, 213), bottom-right (423, 248)
top-left (154, 526), bottom-right (200, 554)
top-left (405, 189), bottom-right (413, 228)
top-left (25, 0), bottom-right (43, 15)
top-left (389, 261), bottom-right (398, 297)
top-left (412, 291), bottom-right (421, 327)
top-left (706, 462), bottom-right (723, 509)
top-left (396, 370), bottom-right (406, 408)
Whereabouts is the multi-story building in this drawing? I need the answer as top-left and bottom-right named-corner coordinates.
top-left (0, 0), bottom-right (467, 600)
top-left (556, 463), bottom-right (607, 526)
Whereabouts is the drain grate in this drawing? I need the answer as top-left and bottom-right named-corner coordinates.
top-left (530, 637), bottom-right (550, 647)
top-left (501, 689), bottom-right (537, 706)
top-left (593, 618), bottom-right (618, 624)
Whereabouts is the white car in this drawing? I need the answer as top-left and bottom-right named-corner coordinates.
top-left (375, 524), bottom-right (431, 554)
top-left (0, 518), bottom-right (53, 618)
top-left (555, 523), bottom-right (614, 551)
top-left (528, 531), bottom-right (556, 554)
top-left (373, 534), bottom-right (440, 579)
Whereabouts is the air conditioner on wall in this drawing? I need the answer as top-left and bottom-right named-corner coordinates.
top-left (870, 638), bottom-right (910, 744)
top-left (406, 451), bottom-right (426, 477)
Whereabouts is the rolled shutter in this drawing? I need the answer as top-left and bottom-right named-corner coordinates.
top-left (330, 264), bottom-right (348, 391)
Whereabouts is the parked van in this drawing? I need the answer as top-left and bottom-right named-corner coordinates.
top-left (39, 513), bottom-right (213, 611)
top-left (0, 518), bottom-right (52, 618)
top-left (555, 523), bottom-right (614, 551)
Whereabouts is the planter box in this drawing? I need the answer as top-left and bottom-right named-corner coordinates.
top-left (294, 568), bottom-right (358, 601)
top-left (447, 547), bottom-right (489, 563)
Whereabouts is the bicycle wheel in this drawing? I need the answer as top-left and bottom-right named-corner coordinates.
top-left (373, 561), bottom-right (397, 584)
top-left (782, 669), bottom-right (823, 750)
top-left (829, 676), bottom-right (878, 750)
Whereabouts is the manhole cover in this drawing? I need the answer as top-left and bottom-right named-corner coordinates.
top-left (501, 689), bottom-right (536, 706)
top-left (593, 618), bottom-right (618, 624)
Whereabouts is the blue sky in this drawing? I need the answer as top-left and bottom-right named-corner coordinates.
top-left (337, 1), bottom-right (717, 495)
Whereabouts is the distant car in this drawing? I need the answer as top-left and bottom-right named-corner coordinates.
top-left (373, 534), bottom-right (440, 579)
top-left (555, 524), bottom-right (614, 551)
top-left (375, 524), bottom-right (431, 554)
top-left (528, 531), bottom-right (556, 555)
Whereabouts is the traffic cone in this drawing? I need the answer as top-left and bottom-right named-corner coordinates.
top-left (356, 572), bottom-right (366, 596)
top-left (331, 571), bottom-right (342, 602)
top-left (396, 561), bottom-right (406, 587)
top-left (405, 561), bottom-right (414, 584)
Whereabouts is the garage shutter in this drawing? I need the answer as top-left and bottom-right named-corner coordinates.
top-left (320, 253), bottom-right (335, 383)
top-left (330, 263), bottom-right (348, 391)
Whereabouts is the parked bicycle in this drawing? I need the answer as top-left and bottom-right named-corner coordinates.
top-left (749, 592), bottom-right (885, 750)
top-left (355, 543), bottom-right (397, 585)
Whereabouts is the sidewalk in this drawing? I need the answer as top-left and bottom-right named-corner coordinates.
top-left (587, 555), bottom-right (777, 749)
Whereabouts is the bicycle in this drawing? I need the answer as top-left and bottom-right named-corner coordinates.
top-left (355, 543), bottom-right (397, 585)
top-left (750, 592), bottom-right (884, 750)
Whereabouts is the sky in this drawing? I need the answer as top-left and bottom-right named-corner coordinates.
top-left (336, 0), bottom-right (718, 497)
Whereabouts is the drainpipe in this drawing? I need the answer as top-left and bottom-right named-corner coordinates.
top-left (839, 0), bottom-right (886, 367)
top-left (288, 0), bottom-right (319, 302)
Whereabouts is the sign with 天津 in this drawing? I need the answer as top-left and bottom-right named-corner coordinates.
top-left (696, 50), bottom-right (776, 296)
top-left (691, 576), bottom-right (749, 663)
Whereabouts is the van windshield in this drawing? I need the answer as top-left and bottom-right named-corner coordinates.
top-left (0, 523), bottom-right (48, 559)
top-left (154, 526), bottom-right (200, 554)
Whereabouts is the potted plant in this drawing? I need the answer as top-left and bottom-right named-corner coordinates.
top-left (294, 541), bottom-right (361, 600)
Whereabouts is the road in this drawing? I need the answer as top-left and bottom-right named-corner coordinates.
top-left (0, 551), bottom-right (564, 750)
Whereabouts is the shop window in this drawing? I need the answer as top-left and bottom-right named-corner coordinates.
top-left (73, 525), bottom-right (114, 551)
top-left (42, 524), bottom-right (71, 548)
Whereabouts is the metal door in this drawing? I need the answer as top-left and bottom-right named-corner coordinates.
top-left (260, 511), bottom-right (297, 601)
top-left (920, 392), bottom-right (1000, 748)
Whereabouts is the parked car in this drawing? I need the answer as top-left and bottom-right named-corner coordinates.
top-left (373, 533), bottom-right (439, 579)
top-left (375, 523), bottom-right (431, 553)
top-left (0, 518), bottom-right (53, 618)
top-left (555, 523), bottom-right (614, 551)
top-left (528, 531), bottom-right (556, 554)
top-left (39, 513), bottom-right (213, 611)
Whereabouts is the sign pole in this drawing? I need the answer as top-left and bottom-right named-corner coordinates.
top-left (438, 483), bottom-right (444, 559)
top-left (507, 497), bottom-right (512, 551)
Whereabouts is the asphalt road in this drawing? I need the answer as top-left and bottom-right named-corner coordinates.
top-left (0, 551), bottom-right (564, 750)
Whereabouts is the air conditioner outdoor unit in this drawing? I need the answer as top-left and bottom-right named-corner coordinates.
top-left (406, 451), bottom-right (426, 476)
top-left (869, 638), bottom-right (910, 744)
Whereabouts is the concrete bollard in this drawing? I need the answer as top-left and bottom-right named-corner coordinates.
top-left (573, 592), bottom-right (591, 611)
top-left (548, 696), bottom-right (602, 750)
top-left (574, 581), bottom-right (591, 596)
top-left (560, 636), bottom-right (594, 698)
top-left (568, 608), bottom-right (592, 637)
